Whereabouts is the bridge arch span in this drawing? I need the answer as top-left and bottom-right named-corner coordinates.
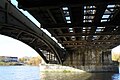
top-left (0, 0), bottom-right (66, 64)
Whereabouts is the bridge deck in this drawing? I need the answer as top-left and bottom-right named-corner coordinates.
top-left (17, 0), bottom-right (120, 51)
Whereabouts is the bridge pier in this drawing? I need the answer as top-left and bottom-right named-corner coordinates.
top-left (63, 47), bottom-right (118, 72)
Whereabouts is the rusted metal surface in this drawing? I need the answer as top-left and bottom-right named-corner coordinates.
top-left (17, 0), bottom-right (120, 51)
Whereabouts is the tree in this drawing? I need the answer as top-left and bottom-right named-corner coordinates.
top-left (28, 56), bottom-right (42, 66)
top-left (112, 52), bottom-right (120, 62)
top-left (19, 57), bottom-right (25, 63)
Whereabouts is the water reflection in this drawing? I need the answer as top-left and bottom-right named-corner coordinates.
top-left (86, 73), bottom-right (115, 80)
top-left (112, 74), bottom-right (120, 80)
top-left (40, 72), bottom-right (91, 80)
top-left (40, 72), bottom-right (120, 80)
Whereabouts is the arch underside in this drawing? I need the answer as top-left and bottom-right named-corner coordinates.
top-left (0, 0), bottom-right (64, 64)
top-left (0, 26), bottom-right (58, 63)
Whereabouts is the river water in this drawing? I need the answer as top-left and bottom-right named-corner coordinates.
top-left (0, 66), bottom-right (40, 80)
top-left (0, 66), bottom-right (120, 80)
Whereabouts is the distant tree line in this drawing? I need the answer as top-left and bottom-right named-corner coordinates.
top-left (112, 52), bottom-right (120, 62)
top-left (19, 56), bottom-right (42, 66)
top-left (0, 56), bottom-right (42, 66)
top-left (0, 62), bottom-right (18, 66)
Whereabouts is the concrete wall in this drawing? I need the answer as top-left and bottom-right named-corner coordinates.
top-left (63, 48), bottom-right (118, 72)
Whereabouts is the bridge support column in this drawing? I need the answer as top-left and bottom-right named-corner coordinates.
top-left (63, 47), bottom-right (117, 72)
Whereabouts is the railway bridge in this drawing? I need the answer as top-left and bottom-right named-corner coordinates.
top-left (0, 0), bottom-right (120, 72)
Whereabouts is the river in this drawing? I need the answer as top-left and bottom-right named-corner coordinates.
top-left (0, 66), bottom-right (40, 80)
top-left (0, 66), bottom-right (120, 80)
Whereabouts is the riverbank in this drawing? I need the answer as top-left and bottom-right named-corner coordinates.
top-left (0, 62), bottom-right (24, 66)
top-left (40, 64), bottom-right (91, 80)
top-left (40, 71), bottom-right (91, 80)
top-left (39, 64), bottom-right (86, 73)
top-left (0, 62), bottom-right (17, 66)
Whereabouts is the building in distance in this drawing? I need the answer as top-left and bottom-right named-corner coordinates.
top-left (0, 56), bottom-right (18, 62)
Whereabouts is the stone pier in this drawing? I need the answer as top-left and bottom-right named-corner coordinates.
top-left (63, 47), bottom-right (118, 72)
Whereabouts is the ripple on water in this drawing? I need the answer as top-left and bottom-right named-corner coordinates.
top-left (112, 74), bottom-right (120, 80)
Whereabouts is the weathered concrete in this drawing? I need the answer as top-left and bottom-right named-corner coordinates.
top-left (63, 47), bottom-right (118, 72)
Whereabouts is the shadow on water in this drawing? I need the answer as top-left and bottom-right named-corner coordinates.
top-left (40, 72), bottom-right (120, 80)
top-left (111, 67), bottom-right (120, 80)
top-left (39, 65), bottom-right (120, 80)
top-left (112, 74), bottom-right (120, 80)
top-left (86, 73), bottom-right (120, 80)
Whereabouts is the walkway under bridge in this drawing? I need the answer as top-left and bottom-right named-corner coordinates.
top-left (0, 0), bottom-right (119, 72)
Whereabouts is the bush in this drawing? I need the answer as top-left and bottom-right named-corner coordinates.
top-left (0, 62), bottom-right (5, 65)
top-left (63, 70), bottom-right (71, 73)
top-left (0, 62), bottom-right (17, 66)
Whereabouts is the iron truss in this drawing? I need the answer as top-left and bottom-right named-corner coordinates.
top-left (17, 0), bottom-right (120, 50)
top-left (0, 0), bottom-right (67, 64)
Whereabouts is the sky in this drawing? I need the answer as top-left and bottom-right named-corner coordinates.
top-left (0, 0), bottom-right (119, 58)
top-left (0, 35), bottom-right (39, 58)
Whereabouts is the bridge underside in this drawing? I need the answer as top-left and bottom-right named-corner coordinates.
top-left (16, 0), bottom-right (120, 72)
top-left (17, 0), bottom-right (120, 50)
top-left (0, 0), bottom-right (67, 64)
